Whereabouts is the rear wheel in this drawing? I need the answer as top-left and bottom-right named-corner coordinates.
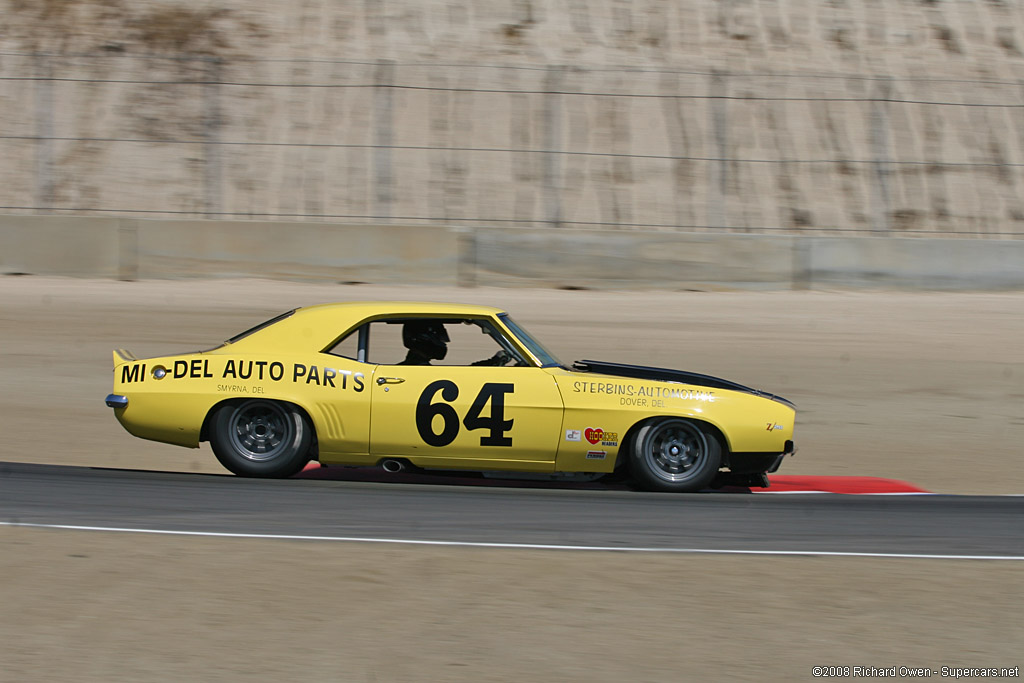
top-left (630, 418), bottom-right (721, 492)
top-left (210, 400), bottom-right (312, 478)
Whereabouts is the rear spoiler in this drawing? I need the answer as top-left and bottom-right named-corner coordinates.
top-left (113, 349), bottom-right (137, 365)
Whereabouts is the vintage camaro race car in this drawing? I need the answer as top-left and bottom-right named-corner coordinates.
top-left (106, 302), bottom-right (796, 492)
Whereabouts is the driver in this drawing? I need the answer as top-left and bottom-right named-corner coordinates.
top-left (398, 320), bottom-right (450, 365)
top-left (397, 320), bottom-right (514, 366)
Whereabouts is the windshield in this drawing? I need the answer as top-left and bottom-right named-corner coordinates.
top-left (498, 314), bottom-right (563, 368)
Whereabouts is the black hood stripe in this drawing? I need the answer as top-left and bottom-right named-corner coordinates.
top-left (572, 359), bottom-right (796, 409)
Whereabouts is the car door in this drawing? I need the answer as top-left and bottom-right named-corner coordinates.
top-left (369, 365), bottom-right (564, 471)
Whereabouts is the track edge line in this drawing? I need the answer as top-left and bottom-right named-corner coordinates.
top-left (2, 521), bottom-right (1021, 561)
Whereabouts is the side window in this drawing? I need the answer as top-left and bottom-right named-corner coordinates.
top-left (325, 325), bottom-right (363, 361)
top-left (358, 318), bottom-right (527, 367)
top-left (365, 322), bottom-right (410, 365)
top-left (441, 321), bottom-right (511, 366)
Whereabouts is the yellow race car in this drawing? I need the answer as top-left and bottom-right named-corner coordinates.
top-left (106, 302), bottom-right (795, 492)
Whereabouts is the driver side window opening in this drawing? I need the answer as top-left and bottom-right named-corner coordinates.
top-left (325, 317), bottom-right (528, 367)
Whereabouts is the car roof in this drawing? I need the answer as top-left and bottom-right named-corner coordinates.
top-left (225, 301), bottom-right (509, 353)
top-left (294, 301), bottom-right (507, 318)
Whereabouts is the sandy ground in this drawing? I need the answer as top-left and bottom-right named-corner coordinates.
top-left (1, 528), bottom-right (1021, 682)
top-left (1, 277), bottom-right (1022, 680)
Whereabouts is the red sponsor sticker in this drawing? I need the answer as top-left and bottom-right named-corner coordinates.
top-left (584, 428), bottom-right (604, 444)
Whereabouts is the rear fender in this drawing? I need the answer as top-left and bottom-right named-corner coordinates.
top-left (199, 396), bottom-right (318, 449)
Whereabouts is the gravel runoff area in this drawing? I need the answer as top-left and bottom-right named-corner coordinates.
top-left (1, 277), bottom-right (1021, 681)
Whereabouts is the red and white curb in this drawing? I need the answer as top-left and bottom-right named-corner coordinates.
top-left (757, 475), bottom-right (930, 495)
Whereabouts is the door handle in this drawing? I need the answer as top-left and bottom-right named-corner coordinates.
top-left (376, 376), bottom-right (406, 385)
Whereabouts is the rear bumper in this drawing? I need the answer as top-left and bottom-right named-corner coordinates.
top-left (105, 394), bottom-right (128, 409)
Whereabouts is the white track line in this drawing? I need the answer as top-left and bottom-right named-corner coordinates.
top-left (3, 521), bottom-right (1022, 561)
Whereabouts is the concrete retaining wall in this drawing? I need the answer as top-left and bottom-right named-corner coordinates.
top-left (3, 215), bottom-right (1023, 291)
top-left (466, 230), bottom-right (799, 290)
top-left (1, 216), bottom-right (459, 285)
top-left (128, 220), bottom-right (459, 284)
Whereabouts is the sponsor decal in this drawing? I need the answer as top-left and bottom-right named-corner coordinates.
top-left (123, 358), bottom-right (367, 393)
top-left (572, 381), bottom-right (716, 404)
top-left (766, 423), bottom-right (784, 431)
top-left (586, 451), bottom-right (607, 460)
top-left (584, 428), bottom-right (618, 446)
top-left (565, 429), bottom-right (582, 442)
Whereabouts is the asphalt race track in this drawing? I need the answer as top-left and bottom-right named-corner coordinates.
top-left (2, 462), bottom-right (1022, 559)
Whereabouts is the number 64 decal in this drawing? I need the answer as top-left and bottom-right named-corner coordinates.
top-left (416, 380), bottom-right (514, 447)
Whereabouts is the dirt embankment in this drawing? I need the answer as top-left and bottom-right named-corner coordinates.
top-left (4, 1), bottom-right (1024, 234)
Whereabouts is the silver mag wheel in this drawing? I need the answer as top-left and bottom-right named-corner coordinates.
top-left (631, 418), bottom-right (722, 492)
top-left (210, 399), bottom-right (312, 478)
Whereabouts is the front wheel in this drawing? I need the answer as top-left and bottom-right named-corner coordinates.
top-left (210, 400), bottom-right (312, 478)
top-left (630, 418), bottom-right (722, 492)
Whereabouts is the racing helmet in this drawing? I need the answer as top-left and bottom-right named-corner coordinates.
top-left (402, 320), bottom-right (449, 360)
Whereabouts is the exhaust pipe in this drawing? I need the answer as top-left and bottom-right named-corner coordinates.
top-left (380, 458), bottom-right (405, 473)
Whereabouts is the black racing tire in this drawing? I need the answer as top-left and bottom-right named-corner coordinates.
top-left (210, 399), bottom-right (312, 478)
top-left (629, 418), bottom-right (722, 493)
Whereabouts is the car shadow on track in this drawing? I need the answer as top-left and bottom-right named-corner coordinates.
top-left (291, 462), bottom-right (756, 493)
